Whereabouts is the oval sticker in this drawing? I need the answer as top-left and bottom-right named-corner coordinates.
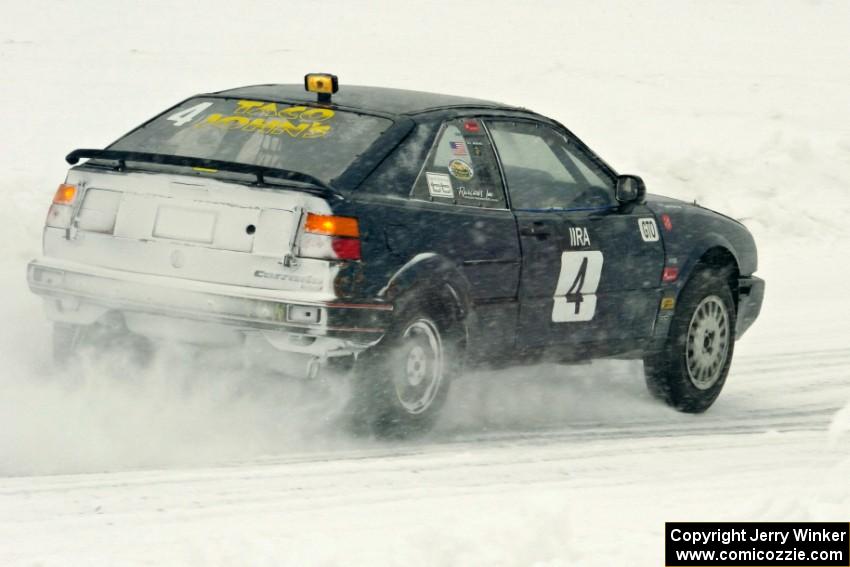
top-left (448, 159), bottom-right (474, 181)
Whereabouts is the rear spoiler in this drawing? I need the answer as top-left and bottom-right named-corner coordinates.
top-left (65, 149), bottom-right (341, 199)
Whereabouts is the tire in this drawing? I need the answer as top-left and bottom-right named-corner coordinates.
top-left (644, 267), bottom-right (737, 413)
top-left (348, 297), bottom-right (464, 438)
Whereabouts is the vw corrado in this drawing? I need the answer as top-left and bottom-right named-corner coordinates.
top-left (28, 74), bottom-right (764, 436)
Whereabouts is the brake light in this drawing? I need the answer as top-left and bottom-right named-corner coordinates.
top-left (299, 213), bottom-right (361, 261)
top-left (330, 238), bottom-right (361, 260)
top-left (53, 184), bottom-right (77, 204)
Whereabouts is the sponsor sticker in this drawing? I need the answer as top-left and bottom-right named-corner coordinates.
top-left (458, 186), bottom-right (499, 201)
top-left (638, 218), bottom-right (659, 242)
top-left (569, 226), bottom-right (591, 247)
top-left (448, 159), bottom-right (474, 181)
top-left (426, 172), bottom-right (454, 198)
top-left (467, 140), bottom-right (484, 156)
top-left (186, 100), bottom-right (336, 139)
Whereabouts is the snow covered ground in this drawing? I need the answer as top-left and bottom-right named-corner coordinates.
top-left (1, 0), bottom-right (849, 564)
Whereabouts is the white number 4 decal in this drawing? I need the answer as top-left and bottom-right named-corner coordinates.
top-left (166, 102), bottom-right (213, 127)
top-left (552, 251), bottom-right (603, 322)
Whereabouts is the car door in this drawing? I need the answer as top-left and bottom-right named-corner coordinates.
top-left (485, 119), bottom-right (665, 350)
top-left (392, 117), bottom-right (521, 358)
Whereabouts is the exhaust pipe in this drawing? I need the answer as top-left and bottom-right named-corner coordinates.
top-left (305, 356), bottom-right (322, 380)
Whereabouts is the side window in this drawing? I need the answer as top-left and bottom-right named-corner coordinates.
top-left (487, 121), bottom-right (615, 210)
top-left (411, 119), bottom-right (506, 208)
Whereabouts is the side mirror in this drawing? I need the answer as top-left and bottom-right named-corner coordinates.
top-left (615, 174), bottom-right (646, 206)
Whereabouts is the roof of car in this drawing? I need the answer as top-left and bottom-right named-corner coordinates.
top-left (211, 84), bottom-right (517, 116)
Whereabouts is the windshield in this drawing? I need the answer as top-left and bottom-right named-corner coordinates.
top-left (109, 97), bottom-right (394, 182)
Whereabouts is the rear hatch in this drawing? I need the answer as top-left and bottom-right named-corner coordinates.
top-left (44, 96), bottom-right (395, 294)
top-left (49, 168), bottom-right (329, 293)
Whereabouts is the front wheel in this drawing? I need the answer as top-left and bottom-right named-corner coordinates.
top-left (349, 302), bottom-right (463, 438)
top-left (644, 268), bottom-right (737, 413)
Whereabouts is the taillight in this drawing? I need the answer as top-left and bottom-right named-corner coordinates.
top-left (46, 183), bottom-right (78, 229)
top-left (298, 213), bottom-right (361, 260)
top-left (304, 213), bottom-right (359, 238)
top-left (53, 184), bottom-right (77, 204)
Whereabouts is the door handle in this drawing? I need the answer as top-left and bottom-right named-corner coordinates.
top-left (519, 224), bottom-right (550, 238)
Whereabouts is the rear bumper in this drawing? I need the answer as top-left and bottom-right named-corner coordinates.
top-left (27, 257), bottom-right (392, 356)
top-left (736, 275), bottom-right (764, 338)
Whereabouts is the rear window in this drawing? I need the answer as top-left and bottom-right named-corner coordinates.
top-left (109, 97), bottom-right (394, 182)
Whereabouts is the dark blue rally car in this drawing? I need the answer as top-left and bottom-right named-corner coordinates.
top-left (28, 74), bottom-right (764, 436)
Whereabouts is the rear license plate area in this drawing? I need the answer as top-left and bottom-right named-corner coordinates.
top-left (153, 206), bottom-right (217, 244)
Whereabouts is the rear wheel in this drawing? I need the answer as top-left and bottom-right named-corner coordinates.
top-left (349, 299), bottom-right (463, 438)
top-left (644, 267), bottom-right (736, 412)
